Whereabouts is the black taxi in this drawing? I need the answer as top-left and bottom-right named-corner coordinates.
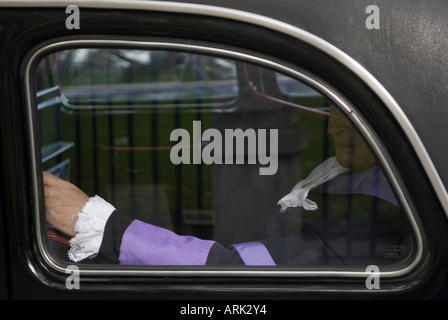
top-left (1, 0), bottom-right (448, 300)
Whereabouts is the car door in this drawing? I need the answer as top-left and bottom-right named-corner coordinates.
top-left (0, 0), bottom-right (447, 300)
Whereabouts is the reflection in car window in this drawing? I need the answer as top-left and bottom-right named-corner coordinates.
top-left (35, 47), bottom-right (415, 270)
top-left (56, 49), bottom-right (238, 110)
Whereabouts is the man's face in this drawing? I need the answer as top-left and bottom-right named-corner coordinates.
top-left (327, 106), bottom-right (376, 171)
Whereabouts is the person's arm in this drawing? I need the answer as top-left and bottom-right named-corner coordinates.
top-left (43, 172), bottom-right (275, 265)
top-left (44, 171), bottom-right (90, 238)
top-left (94, 209), bottom-right (335, 266)
top-left (44, 172), bottom-right (114, 261)
top-left (95, 210), bottom-right (275, 266)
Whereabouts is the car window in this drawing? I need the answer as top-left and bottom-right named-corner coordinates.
top-left (34, 45), bottom-right (416, 271)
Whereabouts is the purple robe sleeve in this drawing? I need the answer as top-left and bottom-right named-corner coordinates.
top-left (119, 220), bottom-right (216, 265)
top-left (232, 242), bottom-right (276, 266)
top-left (96, 212), bottom-right (277, 266)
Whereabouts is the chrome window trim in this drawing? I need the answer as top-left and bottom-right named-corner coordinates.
top-left (26, 38), bottom-right (423, 282)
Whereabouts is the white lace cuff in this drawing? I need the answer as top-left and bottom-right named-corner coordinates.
top-left (68, 195), bottom-right (116, 262)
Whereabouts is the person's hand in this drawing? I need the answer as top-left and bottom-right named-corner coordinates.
top-left (43, 172), bottom-right (90, 237)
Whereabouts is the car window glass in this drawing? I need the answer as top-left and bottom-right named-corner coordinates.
top-left (56, 49), bottom-right (238, 111)
top-left (35, 47), bottom-right (415, 270)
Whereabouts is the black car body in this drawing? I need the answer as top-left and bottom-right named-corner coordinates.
top-left (0, 0), bottom-right (448, 300)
